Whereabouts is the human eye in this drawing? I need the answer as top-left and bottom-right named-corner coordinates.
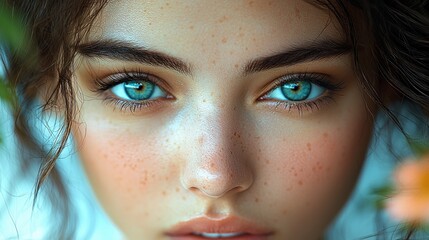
top-left (260, 73), bottom-right (345, 114)
top-left (93, 70), bottom-right (172, 112)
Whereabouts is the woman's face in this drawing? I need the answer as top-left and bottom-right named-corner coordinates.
top-left (71, 0), bottom-right (373, 239)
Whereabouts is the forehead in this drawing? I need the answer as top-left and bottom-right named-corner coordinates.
top-left (88, 0), bottom-right (343, 72)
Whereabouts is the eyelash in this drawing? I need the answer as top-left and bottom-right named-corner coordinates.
top-left (259, 73), bottom-right (345, 115)
top-left (92, 70), bottom-right (344, 114)
top-left (92, 69), bottom-right (172, 113)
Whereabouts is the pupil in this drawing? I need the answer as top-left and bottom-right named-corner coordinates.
top-left (281, 81), bottom-right (311, 101)
top-left (124, 80), bottom-right (154, 100)
top-left (290, 83), bottom-right (300, 91)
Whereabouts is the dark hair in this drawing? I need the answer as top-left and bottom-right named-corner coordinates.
top-left (1, 0), bottom-right (428, 239)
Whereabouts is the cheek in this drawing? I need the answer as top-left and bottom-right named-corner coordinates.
top-left (255, 110), bottom-right (373, 236)
top-left (72, 118), bottom-right (173, 236)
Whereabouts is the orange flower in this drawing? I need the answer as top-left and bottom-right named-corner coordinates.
top-left (386, 154), bottom-right (429, 223)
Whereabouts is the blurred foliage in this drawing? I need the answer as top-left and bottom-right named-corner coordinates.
top-left (0, 1), bottom-right (29, 145)
top-left (408, 138), bottom-right (429, 157)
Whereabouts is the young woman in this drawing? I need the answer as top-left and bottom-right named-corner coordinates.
top-left (1, 0), bottom-right (428, 239)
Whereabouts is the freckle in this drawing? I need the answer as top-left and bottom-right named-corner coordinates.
top-left (294, 172), bottom-right (298, 177)
top-left (306, 143), bottom-right (312, 151)
top-left (175, 187), bottom-right (180, 192)
top-left (245, 47), bottom-right (249, 51)
top-left (210, 163), bottom-right (215, 168)
top-left (234, 64), bottom-right (239, 68)
top-left (218, 15), bottom-right (228, 23)
top-left (148, 22), bottom-right (152, 26)
top-left (264, 181), bottom-right (268, 186)
top-left (203, 99), bottom-right (206, 102)
top-left (182, 196), bottom-right (187, 201)
top-left (229, 50), bottom-right (234, 55)
top-left (282, 210), bottom-right (288, 216)
top-left (211, 34), bottom-right (215, 38)
top-left (323, 132), bottom-right (328, 138)
top-left (252, 37), bottom-right (256, 42)
top-left (294, 6), bottom-right (301, 19)
top-left (254, 197), bottom-right (259, 203)
top-left (298, 180), bottom-right (303, 185)
top-left (248, 1), bottom-right (254, 6)
top-left (221, 37), bottom-right (228, 43)
top-left (166, 2), bottom-right (170, 6)
top-left (211, 60), bottom-right (216, 65)
top-left (189, 25), bottom-right (194, 30)
top-left (265, 160), bottom-right (270, 165)
top-left (162, 191), bottom-right (167, 196)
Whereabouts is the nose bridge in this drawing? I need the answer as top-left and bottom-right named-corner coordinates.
top-left (180, 101), bottom-right (253, 198)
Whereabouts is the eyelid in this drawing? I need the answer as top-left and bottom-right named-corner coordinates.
top-left (259, 72), bottom-right (344, 100)
top-left (91, 69), bottom-right (175, 99)
top-left (89, 69), bottom-right (175, 113)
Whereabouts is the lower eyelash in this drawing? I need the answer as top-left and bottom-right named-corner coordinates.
top-left (272, 95), bottom-right (336, 116)
top-left (102, 98), bottom-right (157, 113)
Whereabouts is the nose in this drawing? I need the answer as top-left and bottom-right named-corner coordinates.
top-left (180, 104), bottom-right (254, 199)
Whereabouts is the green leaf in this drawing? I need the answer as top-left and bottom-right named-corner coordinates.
top-left (371, 185), bottom-right (395, 209)
top-left (408, 138), bottom-right (429, 157)
top-left (372, 185), bottom-right (394, 196)
top-left (0, 77), bottom-right (13, 105)
top-left (0, 3), bottom-right (29, 55)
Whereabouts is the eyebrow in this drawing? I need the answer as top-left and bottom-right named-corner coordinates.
top-left (77, 39), bottom-right (193, 75)
top-left (244, 39), bottom-right (351, 74)
top-left (77, 39), bottom-right (351, 75)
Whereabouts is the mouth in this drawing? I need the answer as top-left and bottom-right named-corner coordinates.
top-left (165, 216), bottom-right (273, 240)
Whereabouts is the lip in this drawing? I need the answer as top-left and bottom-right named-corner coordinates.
top-left (165, 216), bottom-right (273, 240)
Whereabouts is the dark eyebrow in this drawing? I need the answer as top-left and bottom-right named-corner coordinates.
top-left (77, 40), bottom-right (193, 75)
top-left (244, 39), bottom-right (351, 74)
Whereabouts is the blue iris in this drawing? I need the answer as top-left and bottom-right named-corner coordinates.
top-left (281, 81), bottom-right (312, 101)
top-left (124, 81), bottom-right (155, 100)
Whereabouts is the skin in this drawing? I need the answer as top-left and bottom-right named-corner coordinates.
top-left (71, 0), bottom-right (375, 239)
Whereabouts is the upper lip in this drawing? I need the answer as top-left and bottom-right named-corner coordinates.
top-left (165, 216), bottom-right (273, 236)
